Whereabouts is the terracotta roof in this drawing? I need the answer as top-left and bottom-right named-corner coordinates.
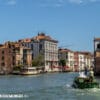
top-left (59, 48), bottom-right (73, 53)
top-left (75, 51), bottom-right (92, 56)
top-left (94, 38), bottom-right (100, 41)
top-left (34, 33), bottom-right (58, 43)
top-left (0, 45), bottom-right (6, 49)
top-left (19, 38), bottom-right (31, 43)
top-left (18, 33), bottom-right (58, 43)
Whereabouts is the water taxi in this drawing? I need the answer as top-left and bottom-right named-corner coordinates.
top-left (72, 72), bottom-right (100, 89)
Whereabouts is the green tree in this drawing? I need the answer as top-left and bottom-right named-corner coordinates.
top-left (59, 59), bottom-right (66, 67)
top-left (59, 59), bottom-right (66, 71)
top-left (32, 54), bottom-right (44, 67)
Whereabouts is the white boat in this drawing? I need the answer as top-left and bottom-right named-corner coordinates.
top-left (20, 67), bottom-right (40, 75)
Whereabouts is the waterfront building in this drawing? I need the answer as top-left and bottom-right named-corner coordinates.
top-left (74, 52), bottom-right (79, 71)
top-left (18, 38), bottom-right (39, 60)
top-left (59, 49), bottom-right (93, 72)
top-left (82, 52), bottom-right (93, 70)
top-left (0, 41), bottom-right (32, 74)
top-left (74, 51), bottom-right (93, 71)
top-left (0, 43), bottom-right (13, 74)
top-left (19, 33), bottom-right (59, 72)
top-left (94, 38), bottom-right (100, 75)
top-left (58, 48), bottom-right (74, 71)
top-left (35, 33), bottom-right (59, 72)
top-left (13, 43), bottom-right (32, 67)
top-left (78, 52), bottom-right (85, 71)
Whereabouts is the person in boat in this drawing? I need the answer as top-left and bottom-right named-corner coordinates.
top-left (88, 67), bottom-right (94, 82)
top-left (84, 66), bottom-right (88, 76)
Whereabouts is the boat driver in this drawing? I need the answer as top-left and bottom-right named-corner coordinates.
top-left (89, 67), bottom-right (94, 82)
top-left (84, 66), bottom-right (88, 76)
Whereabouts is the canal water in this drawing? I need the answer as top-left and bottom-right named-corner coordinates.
top-left (0, 72), bottom-right (100, 100)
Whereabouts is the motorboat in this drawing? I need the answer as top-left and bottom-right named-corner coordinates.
top-left (72, 72), bottom-right (100, 89)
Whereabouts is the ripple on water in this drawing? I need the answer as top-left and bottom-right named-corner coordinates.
top-left (0, 73), bottom-right (100, 100)
top-left (29, 86), bottom-right (77, 100)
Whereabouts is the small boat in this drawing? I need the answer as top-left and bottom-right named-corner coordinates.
top-left (72, 72), bottom-right (100, 89)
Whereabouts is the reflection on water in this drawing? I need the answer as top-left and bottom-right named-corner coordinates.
top-left (0, 73), bottom-right (100, 100)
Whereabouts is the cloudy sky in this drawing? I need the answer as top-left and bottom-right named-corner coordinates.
top-left (0, 0), bottom-right (100, 51)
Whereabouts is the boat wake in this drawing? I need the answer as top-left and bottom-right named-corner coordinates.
top-left (65, 83), bottom-right (74, 89)
top-left (65, 84), bottom-right (71, 88)
top-left (86, 88), bottom-right (100, 92)
top-left (65, 83), bottom-right (100, 92)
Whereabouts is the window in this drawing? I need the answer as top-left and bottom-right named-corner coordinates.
top-left (66, 53), bottom-right (68, 59)
top-left (13, 62), bottom-right (15, 65)
top-left (2, 50), bottom-right (4, 54)
top-left (13, 49), bottom-right (15, 52)
top-left (1, 62), bottom-right (5, 66)
top-left (8, 44), bottom-right (11, 48)
top-left (13, 56), bottom-right (15, 60)
top-left (22, 44), bottom-right (24, 46)
top-left (39, 44), bottom-right (42, 50)
top-left (2, 56), bottom-right (4, 60)
top-left (31, 44), bottom-right (33, 50)
top-left (97, 43), bottom-right (100, 49)
top-left (23, 49), bottom-right (27, 54)
top-left (32, 53), bottom-right (34, 60)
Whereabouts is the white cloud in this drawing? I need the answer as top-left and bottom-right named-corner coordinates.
top-left (39, 0), bottom-right (65, 7)
top-left (89, 0), bottom-right (98, 2)
top-left (68, 0), bottom-right (100, 4)
top-left (6, 0), bottom-right (16, 5)
top-left (59, 0), bottom-right (65, 3)
top-left (69, 0), bottom-right (83, 4)
top-left (0, 0), bottom-right (17, 6)
top-left (40, 0), bottom-right (100, 7)
top-left (0, 0), bottom-right (99, 7)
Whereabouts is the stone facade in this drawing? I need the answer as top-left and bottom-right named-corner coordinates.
top-left (58, 49), bottom-right (74, 71)
top-left (19, 33), bottom-right (59, 72)
top-left (59, 49), bottom-right (93, 72)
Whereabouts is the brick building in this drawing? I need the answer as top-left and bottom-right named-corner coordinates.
top-left (94, 38), bottom-right (100, 75)
top-left (0, 43), bottom-right (13, 74)
top-left (0, 41), bottom-right (32, 74)
top-left (74, 52), bottom-right (79, 71)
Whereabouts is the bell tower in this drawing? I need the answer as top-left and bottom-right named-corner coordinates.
top-left (94, 38), bottom-right (100, 75)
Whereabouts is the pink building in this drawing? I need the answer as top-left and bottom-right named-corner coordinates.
top-left (74, 52), bottom-right (79, 72)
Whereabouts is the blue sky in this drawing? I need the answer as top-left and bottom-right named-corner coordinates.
top-left (0, 0), bottom-right (100, 52)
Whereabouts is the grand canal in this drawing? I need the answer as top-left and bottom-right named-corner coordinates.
top-left (0, 72), bottom-right (100, 100)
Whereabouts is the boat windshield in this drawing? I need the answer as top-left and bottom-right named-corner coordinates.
top-left (79, 72), bottom-right (87, 78)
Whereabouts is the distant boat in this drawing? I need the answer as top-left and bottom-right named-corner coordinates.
top-left (20, 67), bottom-right (40, 75)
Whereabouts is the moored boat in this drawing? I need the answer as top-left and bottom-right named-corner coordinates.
top-left (20, 67), bottom-right (40, 75)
